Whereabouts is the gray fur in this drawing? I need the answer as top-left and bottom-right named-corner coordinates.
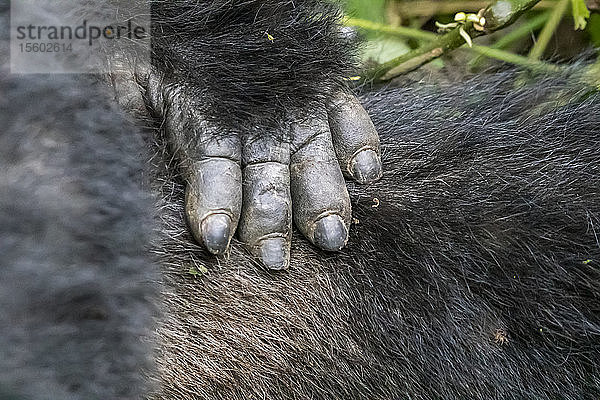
top-left (0, 68), bottom-right (159, 400)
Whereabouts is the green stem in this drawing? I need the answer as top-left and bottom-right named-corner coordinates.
top-left (528, 0), bottom-right (569, 59)
top-left (470, 44), bottom-right (561, 72)
top-left (345, 18), bottom-right (560, 75)
top-left (483, 0), bottom-right (543, 31)
top-left (365, 22), bottom-right (479, 81)
top-left (354, 0), bottom-right (544, 81)
top-left (344, 17), bottom-right (435, 41)
top-left (393, 0), bottom-right (556, 17)
top-left (469, 10), bottom-right (551, 67)
top-left (361, 0), bottom-right (542, 81)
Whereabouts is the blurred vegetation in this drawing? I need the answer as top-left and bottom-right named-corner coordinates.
top-left (341, 0), bottom-right (600, 81)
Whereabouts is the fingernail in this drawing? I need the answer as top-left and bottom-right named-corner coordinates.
top-left (313, 215), bottom-right (348, 252)
top-left (258, 238), bottom-right (290, 271)
top-left (201, 214), bottom-right (232, 255)
top-left (350, 149), bottom-right (382, 184)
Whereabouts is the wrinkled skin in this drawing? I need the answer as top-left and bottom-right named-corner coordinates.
top-left (140, 77), bottom-right (382, 268)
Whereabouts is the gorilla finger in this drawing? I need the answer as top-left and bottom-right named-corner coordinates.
top-left (163, 91), bottom-right (242, 255)
top-left (327, 92), bottom-right (382, 184)
top-left (185, 159), bottom-right (242, 255)
top-left (290, 113), bottom-right (352, 252)
top-left (238, 136), bottom-right (292, 269)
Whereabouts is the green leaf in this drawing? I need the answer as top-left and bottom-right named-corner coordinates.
top-left (344, 0), bottom-right (386, 22)
top-left (571, 0), bottom-right (590, 30)
top-left (587, 13), bottom-right (600, 46)
top-left (361, 36), bottom-right (410, 64)
top-left (188, 265), bottom-right (208, 276)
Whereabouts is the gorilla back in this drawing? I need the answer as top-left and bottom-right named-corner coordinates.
top-left (151, 70), bottom-right (600, 399)
top-left (2, 67), bottom-right (599, 400)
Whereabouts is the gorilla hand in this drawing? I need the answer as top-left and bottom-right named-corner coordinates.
top-left (153, 80), bottom-right (381, 270)
top-left (109, 0), bottom-right (382, 269)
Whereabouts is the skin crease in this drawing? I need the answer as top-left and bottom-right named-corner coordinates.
top-left (114, 0), bottom-right (379, 269)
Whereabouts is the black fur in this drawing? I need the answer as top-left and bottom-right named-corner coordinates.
top-left (150, 0), bottom-right (356, 132)
top-left (150, 70), bottom-right (600, 399)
